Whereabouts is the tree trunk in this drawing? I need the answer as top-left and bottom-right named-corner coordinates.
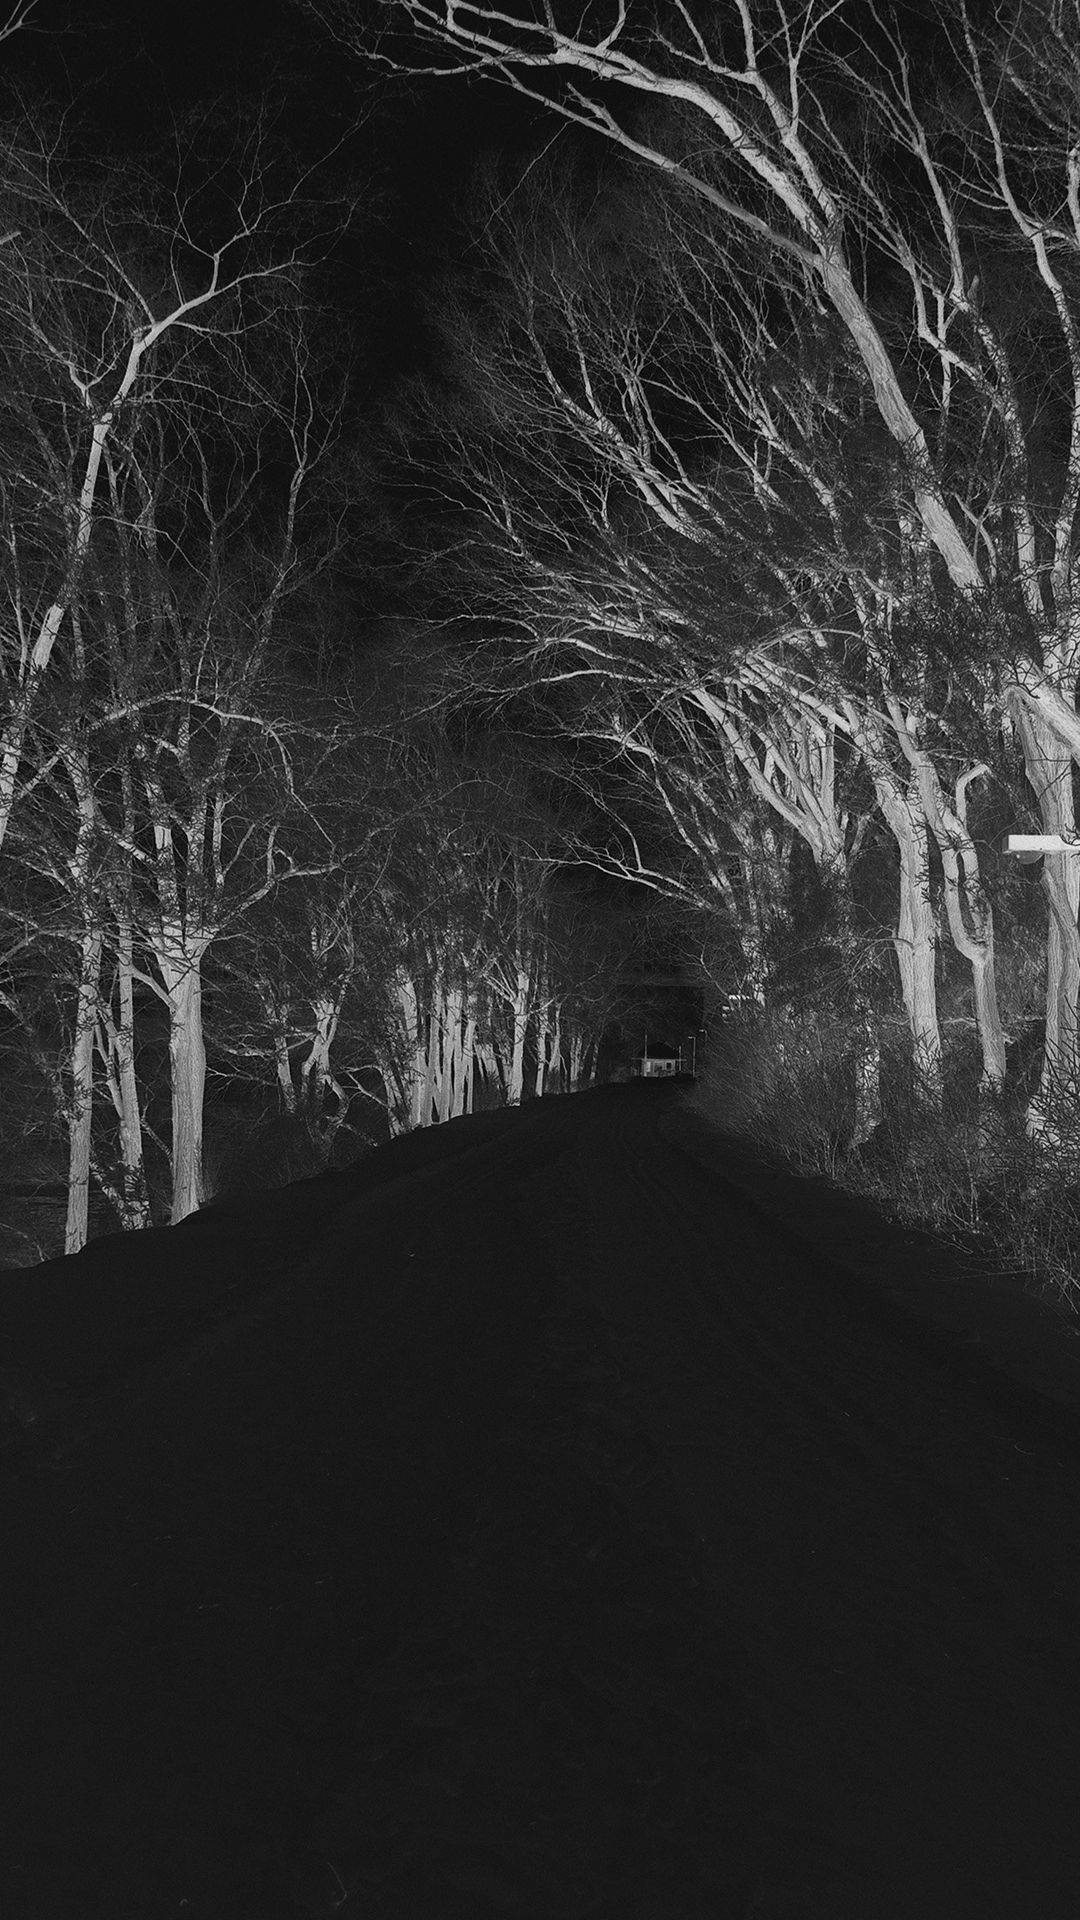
top-left (876, 776), bottom-right (942, 1109)
top-left (534, 971), bottom-right (550, 1098)
top-left (99, 915), bottom-right (152, 1230)
top-left (148, 924), bottom-right (209, 1223)
top-left (971, 947), bottom-right (1006, 1107)
top-left (474, 1035), bottom-right (502, 1106)
top-left (461, 1011), bottom-right (477, 1116)
top-left (300, 993), bottom-right (338, 1117)
top-left (906, 747), bottom-right (1006, 1102)
top-left (507, 962), bottom-right (530, 1105)
top-left (274, 1017), bottom-right (297, 1115)
top-left (61, 739), bottom-right (105, 1253)
top-left (1018, 706), bottom-right (1080, 1144)
top-left (65, 922), bottom-right (103, 1254)
top-left (416, 995), bottom-right (436, 1127)
top-left (167, 959), bottom-right (207, 1222)
top-left (549, 1005), bottom-right (563, 1095)
top-left (390, 970), bottom-right (428, 1132)
top-left (437, 980), bottom-right (467, 1119)
top-left (718, 830), bottom-right (784, 1008)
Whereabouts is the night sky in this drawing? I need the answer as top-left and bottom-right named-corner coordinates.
top-left (0, 4), bottom-right (946, 412)
top-left (0, 0), bottom-right (556, 388)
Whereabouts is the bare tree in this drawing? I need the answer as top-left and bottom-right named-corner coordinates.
top-left (2, 300), bottom-right (344, 1241)
top-left (390, 169), bottom-right (951, 1130)
top-left (209, 782), bottom-right (403, 1167)
top-left (0, 119), bottom-right (316, 883)
top-left (372, 792), bottom-right (540, 1128)
top-left (333, 0), bottom-right (1080, 1136)
top-left (0, 719), bottom-right (134, 1249)
top-left (0, 733), bottom-right (106, 1251)
top-left (0, 2), bottom-right (31, 53)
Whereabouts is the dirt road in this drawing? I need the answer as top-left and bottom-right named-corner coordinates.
top-left (3, 1082), bottom-right (1080, 1918)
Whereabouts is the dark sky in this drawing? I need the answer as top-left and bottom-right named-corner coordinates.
top-left (0, 4), bottom-right (952, 467)
top-left (0, 4), bottom-right (946, 385)
top-left (2, 2), bottom-right (311, 143)
top-left (0, 0), bottom-right (552, 382)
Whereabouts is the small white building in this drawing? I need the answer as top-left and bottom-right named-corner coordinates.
top-left (641, 1054), bottom-right (679, 1078)
top-left (638, 1039), bottom-right (687, 1078)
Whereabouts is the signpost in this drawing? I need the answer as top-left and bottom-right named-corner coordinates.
top-left (1005, 834), bottom-right (1080, 864)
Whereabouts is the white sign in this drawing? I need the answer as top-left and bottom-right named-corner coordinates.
top-left (1006, 834), bottom-right (1080, 854)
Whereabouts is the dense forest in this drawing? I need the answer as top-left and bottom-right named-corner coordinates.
top-left (4, 0), bottom-right (1080, 1309)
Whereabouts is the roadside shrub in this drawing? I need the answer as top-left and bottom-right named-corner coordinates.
top-left (696, 1001), bottom-right (854, 1161)
top-left (694, 999), bottom-right (1080, 1317)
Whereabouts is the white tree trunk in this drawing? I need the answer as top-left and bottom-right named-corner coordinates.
top-left (300, 992), bottom-right (339, 1115)
top-left (389, 970), bottom-right (426, 1132)
top-left (168, 961), bottom-right (207, 1222)
top-left (429, 977), bottom-right (455, 1120)
top-left (941, 862), bottom-right (1006, 1102)
top-left (149, 928), bottom-right (208, 1223)
top-left (98, 915), bottom-right (152, 1230)
top-left (416, 1018), bottom-right (436, 1128)
top-left (902, 741), bottom-right (1006, 1102)
top-left (461, 1011), bottom-right (477, 1116)
top-left (876, 777), bottom-right (942, 1109)
top-left (274, 1018), bottom-right (297, 1115)
top-left (549, 1005), bottom-right (563, 1094)
top-left (506, 962), bottom-right (530, 1106)
top-left (1018, 706), bottom-right (1080, 1144)
top-left (447, 985), bottom-right (470, 1117)
top-left (65, 922), bottom-right (103, 1255)
top-left (60, 739), bottom-right (105, 1253)
top-left (534, 983), bottom-right (550, 1098)
top-left (115, 922), bottom-right (148, 1224)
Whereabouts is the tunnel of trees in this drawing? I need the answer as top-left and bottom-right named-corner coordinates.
top-left (3, 1), bottom-right (1080, 1307)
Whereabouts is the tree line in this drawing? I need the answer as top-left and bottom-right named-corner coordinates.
top-left (0, 79), bottom-right (643, 1257)
top-left (12, 0), bottom-right (1080, 1271)
top-left (336, 0), bottom-right (1080, 1178)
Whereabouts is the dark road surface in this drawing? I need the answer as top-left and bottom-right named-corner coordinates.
top-left (3, 1082), bottom-right (1080, 1919)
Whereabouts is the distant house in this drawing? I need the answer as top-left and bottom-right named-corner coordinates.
top-left (638, 1038), bottom-right (686, 1079)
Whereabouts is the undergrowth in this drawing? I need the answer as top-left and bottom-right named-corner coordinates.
top-left (696, 1002), bottom-right (1080, 1321)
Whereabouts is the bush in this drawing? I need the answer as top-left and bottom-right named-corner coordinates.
top-left (694, 1000), bottom-right (1080, 1318)
top-left (696, 1002), bottom-right (854, 1161)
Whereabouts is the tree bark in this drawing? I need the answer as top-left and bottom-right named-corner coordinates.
top-left (507, 961), bottom-right (530, 1105)
top-left (549, 1004), bottom-right (562, 1094)
top-left (534, 971), bottom-right (550, 1098)
top-left (901, 738), bottom-right (1006, 1101)
top-left (150, 928), bottom-right (208, 1222)
top-left (97, 911), bottom-right (151, 1230)
top-left (274, 1013), bottom-right (297, 1116)
top-left (875, 775), bottom-right (942, 1109)
top-left (461, 1010), bottom-right (477, 1115)
top-left (1017, 705), bottom-right (1080, 1143)
top-left (167, 959), bottom-right (207, 1222)
top-left (114, 915), bottom-right (148, 1224)
top-left (65, 922), bottom-right (103, 1255)
top-left (569, 1029), bottom-right (592, 1090)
